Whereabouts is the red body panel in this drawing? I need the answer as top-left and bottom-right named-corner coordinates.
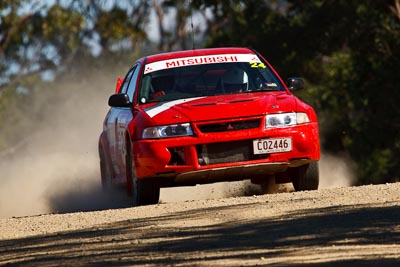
top-left (99, 47), bottom-right (320, 189)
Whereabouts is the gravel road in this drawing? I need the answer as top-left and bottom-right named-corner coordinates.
top-left (1, 183), bottom-right (400, 266)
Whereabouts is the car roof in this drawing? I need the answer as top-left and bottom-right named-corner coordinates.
top-left (144, 47), bottom-right (256, 64)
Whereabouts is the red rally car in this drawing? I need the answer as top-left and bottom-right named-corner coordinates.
top-left (98, 47), bottom-right (320, 206)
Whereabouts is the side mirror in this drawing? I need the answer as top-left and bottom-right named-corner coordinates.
top-left (286, 77), bottom-right (305, 92)
top-left (108, 93), bottom-right (131, 107)
top-left (115, 77), bottom-right (124, 94)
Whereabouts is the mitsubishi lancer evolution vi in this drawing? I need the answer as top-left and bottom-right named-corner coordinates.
top-left (98, 47), bottom-right (320, 205)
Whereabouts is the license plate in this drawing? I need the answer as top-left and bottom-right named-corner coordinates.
top-left (253, 137), bottom-right (292, 154)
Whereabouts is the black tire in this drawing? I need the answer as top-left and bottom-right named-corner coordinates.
top-left (99, 147), bottom-right (112, 192)
top-left (291, 161), bottom-right (319, 191)
top-left (126, 144), bottom-right (160, 206)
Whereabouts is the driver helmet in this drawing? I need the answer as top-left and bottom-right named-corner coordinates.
top-left (222, 68), bottom-right (248, 92)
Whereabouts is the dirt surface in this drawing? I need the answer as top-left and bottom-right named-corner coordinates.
top-left (1, 183), bottom-right (400, 266)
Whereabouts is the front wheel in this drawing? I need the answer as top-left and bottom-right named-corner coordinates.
top-left (132, 176), bottom-right (160, 206)
top-left (126, 145), bottom-right (160, 206)
top-left (291, 161), bottom-right (319, 191)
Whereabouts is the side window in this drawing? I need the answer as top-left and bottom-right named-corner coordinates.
top-left (126, 63), bottom-right (141, 102)
top-left (120, 67), bottom-right (135, 94)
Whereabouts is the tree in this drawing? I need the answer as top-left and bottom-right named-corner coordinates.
top-left (152, 0), bottom-right (207, 52)
top-left (0, 1), bottom-right (86, 88)
top-left (287, 1), bottom-right (400, 183)
top-left (0, 0), bottom-right (152, 91)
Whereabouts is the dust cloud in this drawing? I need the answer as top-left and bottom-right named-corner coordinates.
top-left (319, 152), bottom-right (356, 188)
top-left (0, 71), bottom-right (115, 218)
top-left (160, 152), bottom-right (356, 203)
top-left (0, 70), bottom-right (355, 218)
top-left (160, 181), bottom-right (260, 204)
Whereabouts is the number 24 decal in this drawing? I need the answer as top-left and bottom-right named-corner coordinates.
top-left (250, 62), bottom-right (266, 68)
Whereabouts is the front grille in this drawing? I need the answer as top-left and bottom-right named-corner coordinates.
top-left (198, 119), bottom-right (260, 133)
top-left (197, 140), bottom-right (268, 165)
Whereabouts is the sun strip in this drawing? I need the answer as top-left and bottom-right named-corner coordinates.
top-left (144, 54), bottom-right (261, 74)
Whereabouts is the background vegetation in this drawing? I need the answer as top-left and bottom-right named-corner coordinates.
top-left (1, 0), bottom-right (399, 185)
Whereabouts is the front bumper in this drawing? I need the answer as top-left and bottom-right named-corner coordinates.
top-left (133, 121), bottom-right (320, 185)
top-left (173, 158), bottom-right (313, 185)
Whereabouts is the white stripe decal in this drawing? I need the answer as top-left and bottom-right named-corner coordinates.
top-left (145, 97), bottom-right (205, 118)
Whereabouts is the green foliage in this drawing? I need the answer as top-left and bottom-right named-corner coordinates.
top-left (305, 2), bottom-right (400, 184)
top-left (95, 7), bottom-right (147, 49)
top-left (43, 5), bottom-right (84, 52)
top-left (0, 1), bottom-right (151, 89)
top-left (203, 0), bottom-right (400, 183)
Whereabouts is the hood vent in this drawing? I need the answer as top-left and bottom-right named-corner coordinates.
top-left (229, 99), bottom-right (254, 104)
top-left (191, 102), bottom-right (217, 107)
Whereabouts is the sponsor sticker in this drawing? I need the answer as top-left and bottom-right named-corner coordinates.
top-left (144, 54), bottom-right (261, 74)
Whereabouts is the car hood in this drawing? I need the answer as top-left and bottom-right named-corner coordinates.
top-left (142, 92), bottom-right (297, 124)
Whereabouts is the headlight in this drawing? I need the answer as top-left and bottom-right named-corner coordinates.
top-left (266, 112), bottom-right (310, 128)
top-left (142, 123), bottom-right (193, 139)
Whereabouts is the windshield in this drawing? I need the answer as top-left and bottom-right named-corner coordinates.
top-left (138, 54), bottom-right (284, 104)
